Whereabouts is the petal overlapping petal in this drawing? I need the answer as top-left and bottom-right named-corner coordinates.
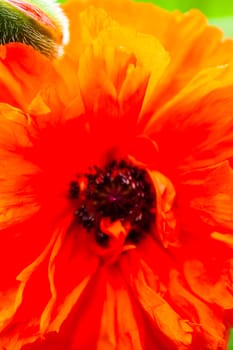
top-left (0, 0), bottom-right (233, 349)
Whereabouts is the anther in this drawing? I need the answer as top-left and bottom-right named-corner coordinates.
top-left (69, 181), bottom-right (79, 199)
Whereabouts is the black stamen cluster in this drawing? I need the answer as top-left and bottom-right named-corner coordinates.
top-left (70, 160), bottom-right (156, 246)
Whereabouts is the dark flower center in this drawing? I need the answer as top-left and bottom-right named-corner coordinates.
top-left (69, 160), bottom-right (156, 247)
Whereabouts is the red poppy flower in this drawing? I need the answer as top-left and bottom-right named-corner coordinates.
top-left (0, 0), bottom-right (233, 349)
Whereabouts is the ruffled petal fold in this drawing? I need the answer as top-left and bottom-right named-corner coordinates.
top-left (71, 6), bottom-right (169, 158)
top-left (0, 44), bottom-right (54, 110)
top-left (40, 226), bottom-right (99, 335)
top-left (169, 270), bottom-right (228, 350)
top-left (177, 161), bottom-right (233, 236)
top-left (120, 247), bottom-right (193, 349)
top-left (145, 69), bottom-right (233, 174)
top-left (184, 258), bottom-right (233, 310)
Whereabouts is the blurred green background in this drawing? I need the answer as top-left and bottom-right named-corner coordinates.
top-left (58, 0), bottom-right (232, 348)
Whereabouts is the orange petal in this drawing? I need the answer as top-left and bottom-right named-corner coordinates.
top-left (0, 222), bottom-right (63, 350)
top-left (129, 134), bottom-right (159, 169)
top-left (64, 0), bottom-right (233, 120)
top-left (75, 6), bottom-right (169, 157)
top-left (120, 249), bottom-right (193, 348)
top-left (145, 66), bottom-right (233, 173)
top-left (183, 259), bottom-right (233, 310)
top-left (177, 161), bottom-right (233, 237)
top-left (59, 268), bottom-right (107, 349)
top-left (169, 270), bottom-right (228, 349)
top-left (0, 44), bottom-right (54, 110)
top-left (211, 232), bottom-right (233, 248)
top-left (13, 267), bottom-right (106, 350)
top-left (144, 10), bottom-right (233, 116)
top-left (148, 170), bottom-right (179, 247)
top-left (97, 266), bottom-right (143, 350)
top-left (40, 226), bottom-right (99, 334)
top-left (64, 0), bottom-right (174, 60)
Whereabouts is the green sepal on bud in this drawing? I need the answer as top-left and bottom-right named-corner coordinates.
top-left (0, 0), bottom-right (69, 57)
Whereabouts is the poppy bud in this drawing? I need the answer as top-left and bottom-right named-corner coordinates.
top-left (0, 0), bottom-right (69, 56)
